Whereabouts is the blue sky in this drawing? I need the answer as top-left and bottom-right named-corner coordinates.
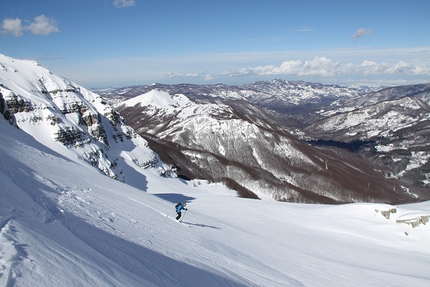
top-left (1, 0), bottom-right (429, 88)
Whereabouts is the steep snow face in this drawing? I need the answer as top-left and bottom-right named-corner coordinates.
top-left (0, 54), bottom-right (161, 184)
top-left (1, 115), bottom-right (430, 287)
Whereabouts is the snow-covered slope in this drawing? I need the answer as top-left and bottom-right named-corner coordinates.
top-left (306, 96), bottom-right (430, 140)
top-left (1, 101), bottom-right (430, 286)
top-left (0, 54), bottom-right (164, 186)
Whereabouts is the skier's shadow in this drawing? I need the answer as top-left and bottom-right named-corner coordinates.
top-left (154, 193), bottom-right (195, 204)
top-left (183, 222), bottom-right (220, 229)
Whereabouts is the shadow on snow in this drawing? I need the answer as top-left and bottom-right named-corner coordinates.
top-left (153, 193), bottom-right (195, 204)
top-left (183, 222), bottom-right (220, 229)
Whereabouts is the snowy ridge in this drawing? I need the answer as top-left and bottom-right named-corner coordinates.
top-left (307, 97), bottom-right (429, 138)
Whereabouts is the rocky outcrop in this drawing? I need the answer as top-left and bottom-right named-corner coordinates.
top-left (397, 215), bottom-right (429, 228)
top-left (0, 91), bottom-right (17, 127)
top-left (54, 127), bottom-right (87, 145)
top-left (376, 207), bottom-right (429, 228)
top-left (4, 92), bottom-right (32, 113)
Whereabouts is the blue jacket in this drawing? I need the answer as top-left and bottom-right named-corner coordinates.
top-left (176, 203), bottom-right (187, 213)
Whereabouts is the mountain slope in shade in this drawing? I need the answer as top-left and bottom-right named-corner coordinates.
top-left (115, 90), bottom-right (416, 204)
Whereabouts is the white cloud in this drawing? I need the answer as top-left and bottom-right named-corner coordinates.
top-left (1, 15), bottom-right (59, 37)
top-left (299, 57), bottom-right (341, 77)
top-left (220, 57), bottom-right (430, 79)
top-left (350, 28), bottom-right (372, 42)
top-left (356, 60), bottom-right (388, 75)
top-left (1, 18), bottom-right (24, 37)
top-left (204, 74), bottom-right (214, 81)
top-left (166, 71), bottom-right (214, 81)
top-left (113, 0), bottom-right (135, 8)
top-left (27, 15), bottom-right (59, 35)
top-left (385, 61), bottom-right (411, 75)
top-left (280, 60), bottom-right (304, 72)
top-left (222, 57), bottom-right (342, 78)
top-left (412, 65), bottom-right (430, 75)
top-left (220, 60), bottom-right (303, 77)
top-left (166, 72), bottom-right (199, 78)
top-left (385, 61), bottom-right (430, 75)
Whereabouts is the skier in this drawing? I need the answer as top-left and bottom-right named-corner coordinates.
top-left (175, 202), bottom-right (187, 220)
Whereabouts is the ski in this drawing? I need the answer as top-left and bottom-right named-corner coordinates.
top-left (166, 215), bottom-right (190, 227)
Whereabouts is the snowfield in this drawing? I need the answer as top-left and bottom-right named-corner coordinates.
top-left (1, 114), bottom-right (430, 286)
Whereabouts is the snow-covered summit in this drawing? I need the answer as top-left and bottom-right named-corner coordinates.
top-left (126, 89), bottom-right (191, 110)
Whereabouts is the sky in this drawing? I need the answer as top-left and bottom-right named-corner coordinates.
top-left (1, 0), bottom-right (430, 88)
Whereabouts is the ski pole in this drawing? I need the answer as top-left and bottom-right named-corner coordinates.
top-left (181, 210), bottom-right (187, 222)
